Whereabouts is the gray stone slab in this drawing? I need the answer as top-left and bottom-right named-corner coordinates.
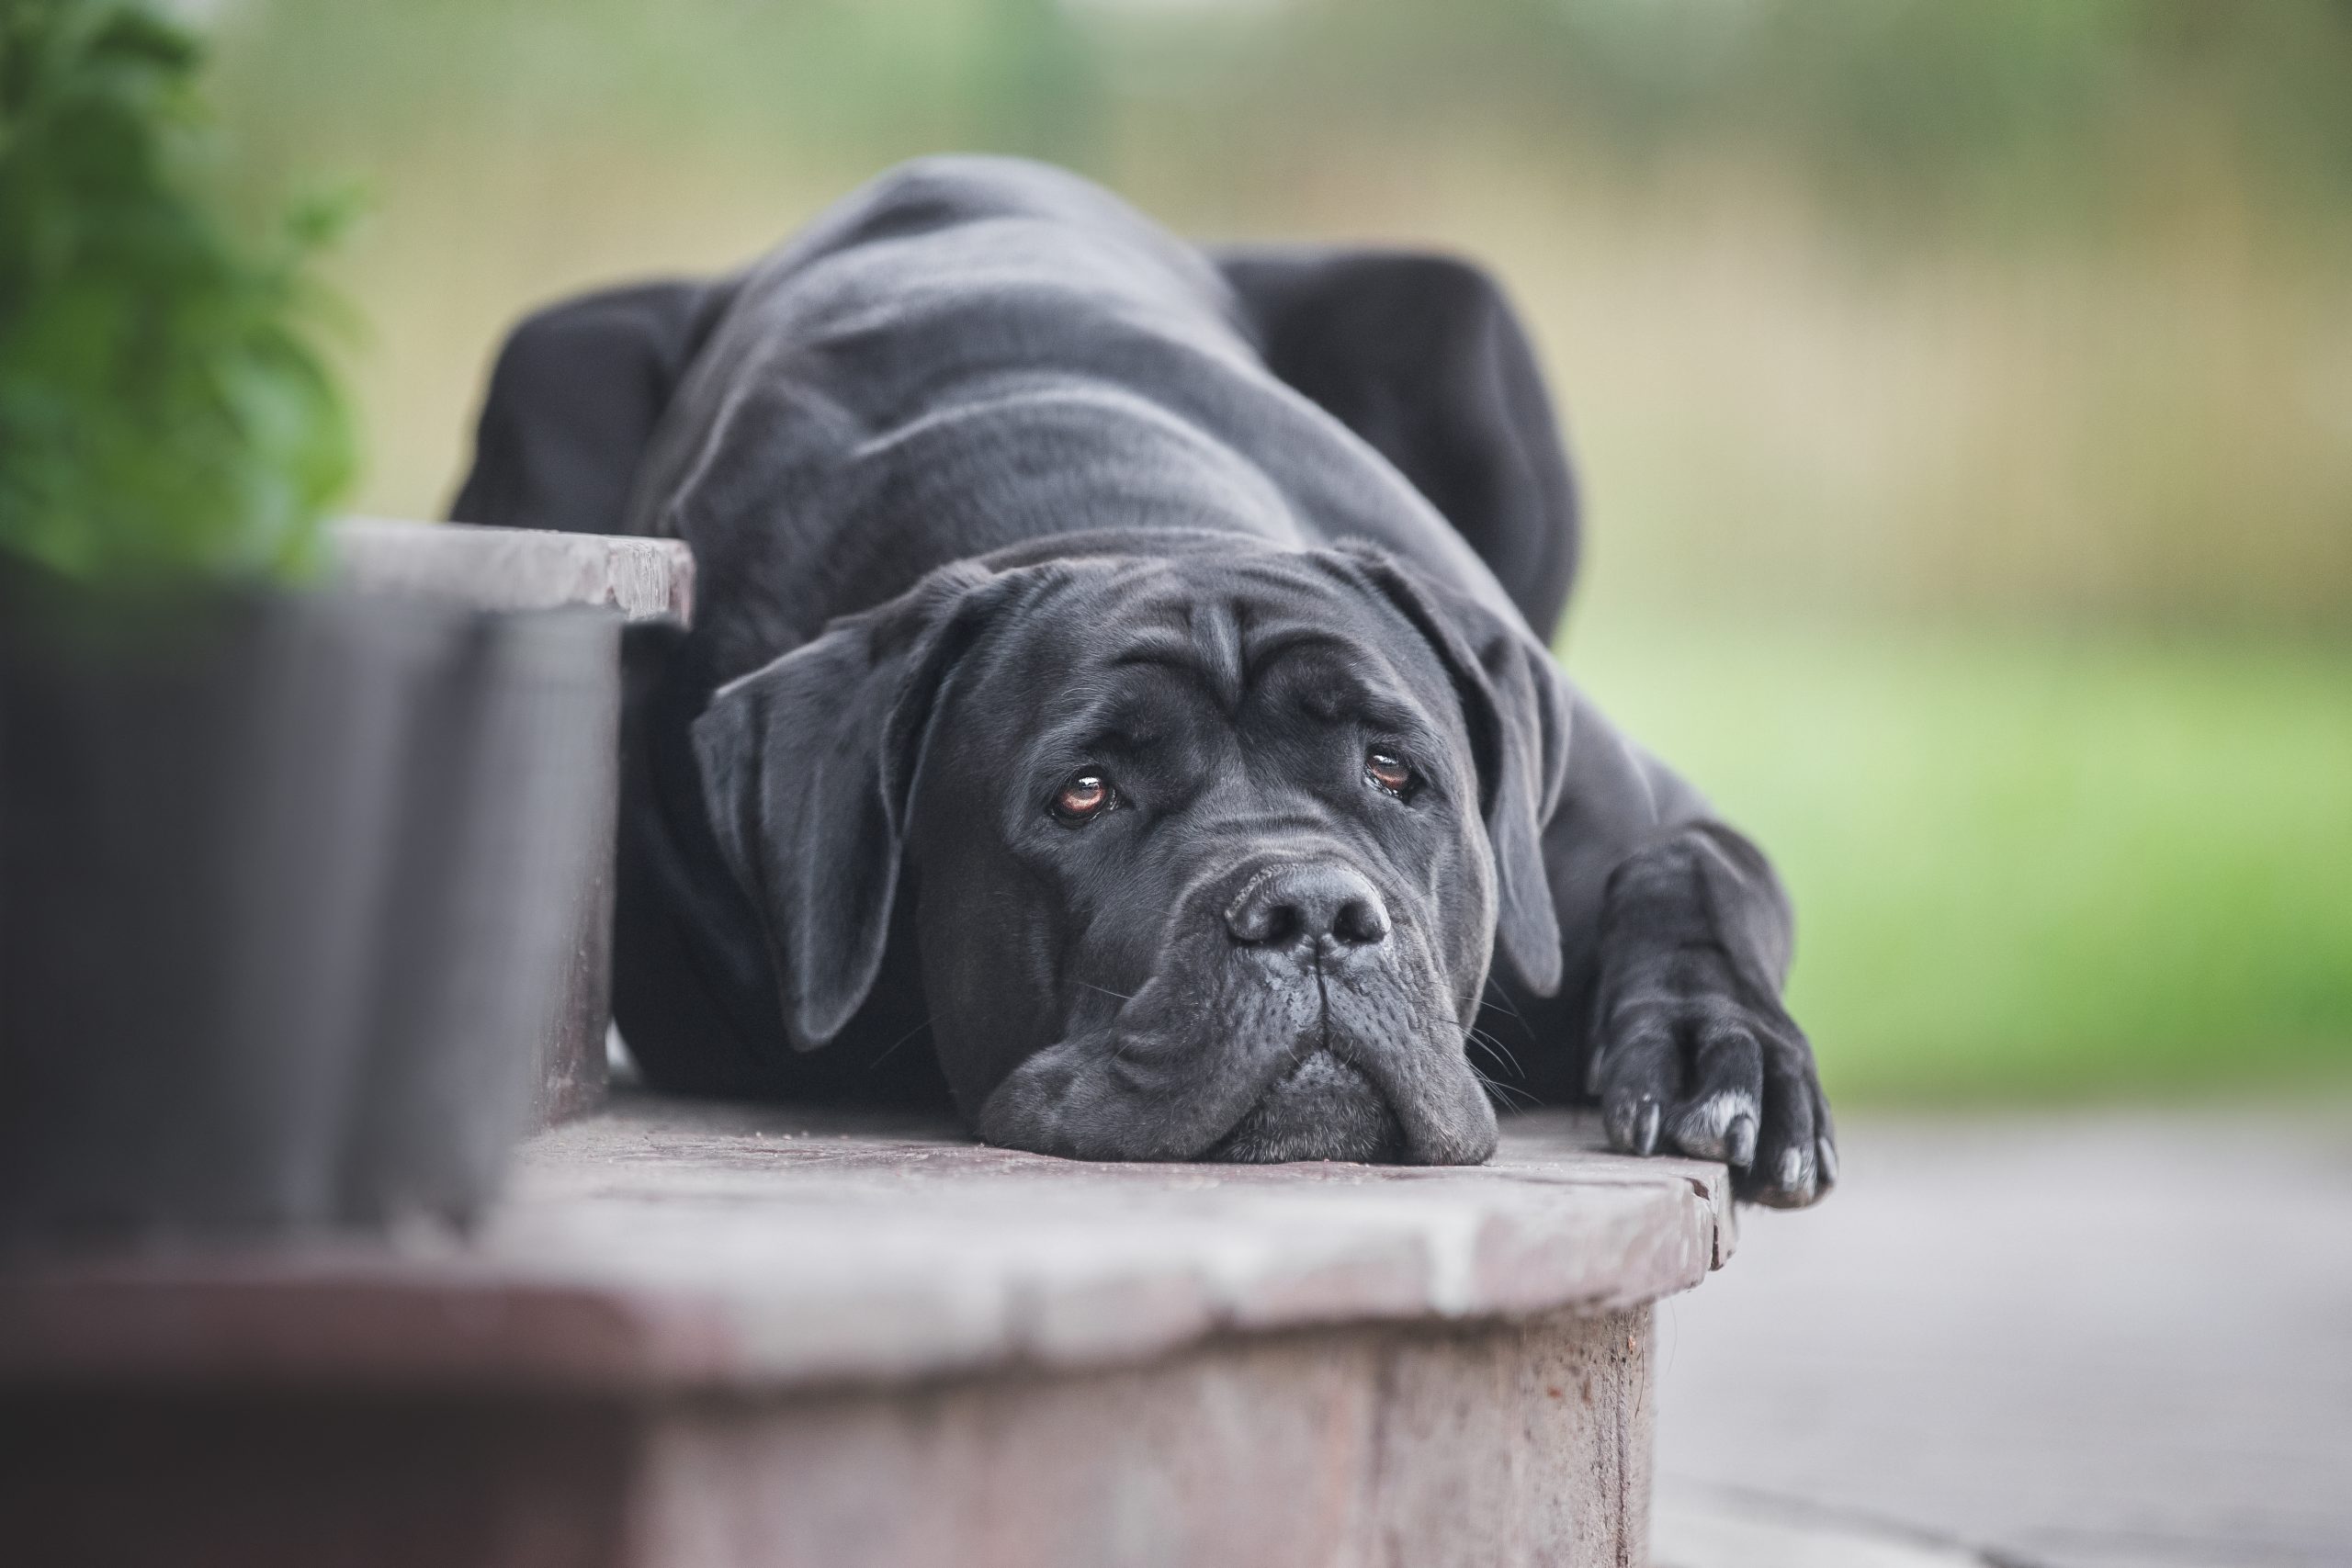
top-left (1, 1305), bottom-right (1657, 1568)
top-left (630, 1306), bottom-right (1654, 1568)
top-left (0, 1100), bottom-right (1726, 1566)
top-left (329, 517), bottom-right (694, 625)
top-left (324, 517), bottom-right (695, 1128)
top-left (0, 1096), bottom-right (1730, 1398)
top-left (1655, 1108), bottom-right (2352, 1568)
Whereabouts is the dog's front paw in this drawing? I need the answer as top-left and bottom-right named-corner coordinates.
top-left (1589, 949), bottom-right (1834, 1208)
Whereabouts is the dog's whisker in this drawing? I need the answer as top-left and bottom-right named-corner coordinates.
top-left (1384, 994), bottom-right (1538, 1089)
top-left (1466, 1032), bottom-right (1526, 1080)
top-left (1467, 1027), bottom-right (1524, 1079)
top-left (1476, 984), bottom-right (1552, 1066)
top-left (1396, 998), bottom-right (1525, 1065)
top-left (1477, 985), bottom-right (1524, 1021)
top-left (868, 1014), bottom-right (934, 1070)
top-left (1467, 1061), bottom-right (1535, 1111)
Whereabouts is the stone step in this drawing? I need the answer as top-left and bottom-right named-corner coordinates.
top-left (326, 518), bottom-right (695, 1128)
top-left (331, 517), bottom-right (695, 626)
top-left (0, 1097), bottom-right (1734, 1568)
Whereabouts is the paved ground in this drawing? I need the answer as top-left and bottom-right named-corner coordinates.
top-left (1654, 1106), bottom-right (2352, 1568)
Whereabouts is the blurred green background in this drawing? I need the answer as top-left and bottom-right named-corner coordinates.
top-left (198, 0), bottom-right (2351, 1104)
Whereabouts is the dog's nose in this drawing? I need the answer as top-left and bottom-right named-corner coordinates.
top-left (1225, 863), bottom-right (1391, 951)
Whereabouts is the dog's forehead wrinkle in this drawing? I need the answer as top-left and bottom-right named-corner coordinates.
top-left (1021, 664), bottom-right (1219, 767)
top-left (1184, 595), bottom-right (1247, 712)
top-left (1002, 553), bottom-right (1451, 720)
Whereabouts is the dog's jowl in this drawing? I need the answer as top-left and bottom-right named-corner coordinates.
top-left (457, 155), bottom-right (1833, 1206)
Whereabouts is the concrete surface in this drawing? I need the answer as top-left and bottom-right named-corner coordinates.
top-left (331, 517), bottom-right (695, 625)
top-left (1655, 1107), bottom-right (2352, 1568)
top-left (2, 1307), bottom-right (1657, 1568)
top-left (0, 1097), bottom-right (1729, 1393)
top-left (0, 1098), bottom-right (1730, 1567)
top-left (1655, 1478), bottom-right (1996, 1567)
top-left (327, 518), bottom-right (696, 1128)
top-left (626, 1304), bottom-right (1655, 1568)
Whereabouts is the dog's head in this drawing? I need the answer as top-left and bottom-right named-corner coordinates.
top-left (693, 543), bottom-right (1567, 1164)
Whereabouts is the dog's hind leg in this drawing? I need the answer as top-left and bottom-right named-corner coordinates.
top-left (1215, 247), bottom-right (1580, 642)
top-left (450, 279), bottom-right (729, 536)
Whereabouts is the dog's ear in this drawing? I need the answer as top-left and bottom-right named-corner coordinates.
top-left (451, 278), bottom-right (727, 536)
top-left (1338, 547), bottom-right (1569, 996)
top-left (1216, 247), bottom-right (1579, 643)
top-left (691, 563), bottom-right (1035, 1051)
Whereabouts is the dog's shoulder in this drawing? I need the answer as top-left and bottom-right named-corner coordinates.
top-left (634, 161), bottom-right (1287, 610)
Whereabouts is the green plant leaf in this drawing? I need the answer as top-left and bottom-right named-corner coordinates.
top-left (0, 0), bottom-right (356, 584)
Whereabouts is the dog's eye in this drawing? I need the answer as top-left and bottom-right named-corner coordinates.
top-left (1050, 771), bottom-right (1116, 825)
top-left (1364, 750), bottom-right (1415, 797)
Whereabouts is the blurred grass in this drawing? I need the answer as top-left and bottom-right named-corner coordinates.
top-left (188, 0), bottom-right (2352, 1102)
top-left (1568, 612), bottom-right (2352, 1104)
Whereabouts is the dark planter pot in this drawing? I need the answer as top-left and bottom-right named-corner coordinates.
top-left (0, 565), bottom-right (616, 1251)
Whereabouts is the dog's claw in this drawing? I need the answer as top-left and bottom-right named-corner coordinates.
top-left (1726, 1112), bottom-right (1758, 1169)
top-left (1816, 1135), bottom-right (1839, 1188)
top-left (1635, 1100), bottom-right (1661, 1156)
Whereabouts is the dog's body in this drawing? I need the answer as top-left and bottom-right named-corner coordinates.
top-left (458, 156), bottom-right (1832, 1202)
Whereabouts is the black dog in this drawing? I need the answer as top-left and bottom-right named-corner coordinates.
top-left (456, 156), bottom-right (1832, 1205)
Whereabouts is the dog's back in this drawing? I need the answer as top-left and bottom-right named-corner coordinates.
top-left (459, 156), bottom-right (1578, 671)
top-left (628, 158), bottom-right (1510, 679)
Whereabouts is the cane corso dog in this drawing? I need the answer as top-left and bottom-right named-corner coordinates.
top-left (455, 156), bottom-right (1832, 1204)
